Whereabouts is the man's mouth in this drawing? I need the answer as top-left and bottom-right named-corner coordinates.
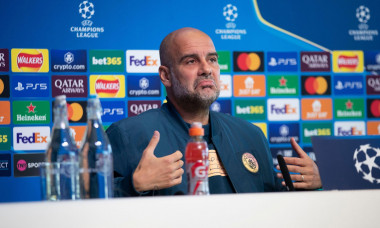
top-left (195, 79), bottom-right (216, 89)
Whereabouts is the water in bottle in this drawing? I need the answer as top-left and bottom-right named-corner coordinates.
top-left (44, 95), bottom-right (79, 200)
top-left (79, 96), bottom-right (113, 199)
top-left (185, 122), bottom-right (210, 195)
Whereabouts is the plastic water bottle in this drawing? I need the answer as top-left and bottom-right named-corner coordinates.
top-left (185, 122), bottom-right (209, 195)
top-left (79, 96), bottom-right (113, 199)
top-left (44, 95), bottom-right (79, 200)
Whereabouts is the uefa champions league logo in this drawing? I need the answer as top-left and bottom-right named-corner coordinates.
top-left (223, 4), bottom-right (238, 28)
top-left (356, 6), bottom-right (370, 24)
top-left (353, 144), bottom-right (380, 184)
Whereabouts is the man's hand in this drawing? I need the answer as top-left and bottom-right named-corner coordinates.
top-left (276, 137), bottom-right (322, 190)
top-left (133, 131), bottom-right (184, 192)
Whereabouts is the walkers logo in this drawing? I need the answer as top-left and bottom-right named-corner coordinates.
top-left (302, 122), bottom-right (332, 143)
top-left (90, 50), bottom-right (124, 72)
top-left (101, 101), bottom-right (125, 122)
top-left (215, 4), bottom-right (247, 40)
top-left (219, 75), bottom-right (232, 97)
top-left (70, 1), bottom-right (105, 38)
top-left (233, 52), bottom-right (264, 72)
top-left (234, 100), bottom-right (265, 120)
top-left (13, 153), bottom-right (45, 177)
top-left (51, 50), bottom-right (87, 72)
top-left (267, 98), bottom-right (299, 121)
top-left (0, 49), bottom-right (9, 72)
top-left (13, 101), bottom-right (50, 124)
top-left (365, 51), bottom-right (380, 72)
top-left (367, 75), bottom-right (380, 95)
top-left (66, 101), bottom-right (87, 123)
top-left (13, 126), bottom-right (50, 151)
top-left (300, 52), bottom-right (330, 72)
top-left (333, 75), bottom-right (363, 95)
top-left (128, 76), bottom-right (161, 97)
top-left (301, 98), bottom-right (332, 120)
top-left (0, 101), bottom-right (10, 125)
top-left (217, 51), bottom-right (231, 72)
top-left (269, 123), bottom-right (299, 144)
top-left (253, 123), bottom-right (267, 138)
top-left (332, 51), bottom-right (364, 72)
top-left (0, 154), bottom-right (11, 177)
top-left (210, 100), bottom-right (231, 115)
top-left (126, 50), bottom-right (160, 73)
top-left (11, 49), bottom-right (49, 72)
top-left (334, 121), bottom-right (365, 136)
top-left (0, 127), bottom-right (11, 151)
top-left (233, 75), bottom-right (265, 97)
top-left (301, 76), bottom-right (331, 96)
top-left (12, 75), bottom-right (49, 98)
top-left (348, 5), bottom-right (378, 42)
top-left (128, 100), bottom-right (161, 117)
top-left (267, 75), bottom-right (298, 96)
top-left (90, 75), bottom-right (125, 98)
top-left (0, 75), bottom-right (10, 98)
top-left (334, 98), bottom-right (364, 119)
top-left (52, 75), bottom-right (87, 98)
top-left (367, 99), bottom-right (380, 118)
top-left (69, 126), bottom-right (86, 148)
top-left (367, 121), bottom-right (380, 135)
top-left (267, 52), bottom-right (297, 72)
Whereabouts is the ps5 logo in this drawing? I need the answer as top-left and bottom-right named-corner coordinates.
top-left (268, 58), bottom-right (297, 66)
top-left (103, 108), bottom-right (124, 116)
top-left (14, 82), bottom-right (47, 91)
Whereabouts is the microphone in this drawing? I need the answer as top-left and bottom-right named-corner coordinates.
top-left (277, 154), bottom-right (295, 191)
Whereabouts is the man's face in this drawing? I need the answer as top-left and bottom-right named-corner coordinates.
top-left (168, 31), bottom-right (221, 109)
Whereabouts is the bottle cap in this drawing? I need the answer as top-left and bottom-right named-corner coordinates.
top-left (189, 122), bottom-right (204, 136)
top-left (54, 95), bottom-right (67, 107)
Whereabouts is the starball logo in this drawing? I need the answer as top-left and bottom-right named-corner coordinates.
top-left (233, 52), bottom-right (264, 72)
top-left (215, 4), bottom-right (247, 40)
top-left (348, 5), bottom-right (378, 41)
top-left (90, 75), bottom-right (125, 98)
top-left (13, 127), bottom-right (50, 151)
top-left (11, 49), bottom-right (49, 73)
top-left (332, 51), bottom-right (364, 72)
top-left (267, 99), bottom-right (299, 121)
top-left (126, 50), bottom-right (160, 73)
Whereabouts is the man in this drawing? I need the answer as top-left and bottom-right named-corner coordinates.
top-left (106, 27), bottom-right (322, 196)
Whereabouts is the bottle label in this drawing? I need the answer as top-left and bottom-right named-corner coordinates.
top-left (186, 160), bottom-right (209, 195)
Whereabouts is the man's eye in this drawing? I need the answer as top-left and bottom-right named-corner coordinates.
top-left (210, 57), bottom-right (218, 63)
top-left (187, 59), bottom-right (195, 64)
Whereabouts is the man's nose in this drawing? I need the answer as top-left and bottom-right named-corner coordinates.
top-left (198, 59), bottom-right (212, 76)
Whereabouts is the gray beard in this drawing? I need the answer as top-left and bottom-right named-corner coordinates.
top-left (170, 72), bottom-right (220, 112)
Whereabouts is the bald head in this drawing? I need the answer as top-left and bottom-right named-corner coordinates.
top-left (159, 27), bottom-right (213, 67)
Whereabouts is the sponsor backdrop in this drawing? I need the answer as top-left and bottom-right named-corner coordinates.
top-left (0, 0), bottom-right (379, 202)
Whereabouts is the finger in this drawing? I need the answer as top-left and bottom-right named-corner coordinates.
top-left (290, 174), bottom-right (305, 182)
top-left (168, 174), bottom-right (183, 188)
top-left (292, 182), bottom-right (309, 189)
top-left (290, 137), bottom-right (307, 158)
top-left (143, 131), bottom-right (160, 157)
top-left (168, 160), bottom-right (184, 171)
top-left (283, 156), bottom-right (305, 166)
top-left (285, 165), bottom-right (303, 174)
top-left (165, 150), bottom-right (183, 162)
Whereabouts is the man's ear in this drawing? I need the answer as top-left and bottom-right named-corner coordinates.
top-left (159, 65), bottom-right (171, 87)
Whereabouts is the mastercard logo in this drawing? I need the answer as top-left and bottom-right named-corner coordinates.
top-left (302, 76), bottom-right (330, 95)
top-left (234, 52), bottom-right (263, 72)
top-left (11, 49), bottom-right (49, 73)
top-left (0, 79), bottom-right (4, 95)
top-left (370, 99), bottom-right (380, 117)
top-left (66, 101), bottom-right (87, 123)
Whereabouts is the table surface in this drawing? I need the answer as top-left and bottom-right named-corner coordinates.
top-left (1, 189), bottom-right (379, 228)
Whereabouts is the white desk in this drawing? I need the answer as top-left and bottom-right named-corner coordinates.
top-left (1, 190), bottom-right (379, 228)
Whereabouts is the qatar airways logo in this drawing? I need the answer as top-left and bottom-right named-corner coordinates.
top-left (267, 99), bottom-right (300, 121)
top-left (128, 100), bottom-right (161, 117)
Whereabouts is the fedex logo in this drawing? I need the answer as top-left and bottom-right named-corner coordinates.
top-left (267, 99), bottom-right (300, 121)
top-left (126, 50), bottom-right (160, 73)
top-left (13, 127), bottom-right (50, 151)
top-left (334, 121), bottom-right (365, 136)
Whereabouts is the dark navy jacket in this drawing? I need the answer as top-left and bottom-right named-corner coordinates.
top-left (106, 100), bottom-right (284, 196)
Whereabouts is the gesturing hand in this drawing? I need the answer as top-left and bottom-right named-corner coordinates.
top-left (276, 137), bottom-right (322, 190)
top-left (133, 131), bottom-right (184, 192)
